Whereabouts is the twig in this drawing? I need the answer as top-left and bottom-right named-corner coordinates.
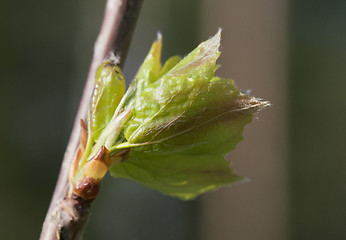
top-left (40, 0), bottom-right (142, 239)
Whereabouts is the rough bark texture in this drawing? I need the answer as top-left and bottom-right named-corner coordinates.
top-left (40, 0), bottom-right (142, 239)
top-left (44, 195), bottom-right (92, 240)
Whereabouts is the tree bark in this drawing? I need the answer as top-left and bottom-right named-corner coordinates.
top-left (40, 0), bottom-right (142, 239)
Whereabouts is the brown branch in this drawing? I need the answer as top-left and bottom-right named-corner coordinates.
top-left (40, 0), bottom-right (142, 239)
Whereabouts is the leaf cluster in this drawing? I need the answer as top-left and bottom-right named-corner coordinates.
top-left (80, 30), bottom-right (268, 200)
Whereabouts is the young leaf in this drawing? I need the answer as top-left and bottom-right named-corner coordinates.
top-left (157, 55), bottom-right (182, 78)
top-left (89, 62), bottom-right (125, 141)
top-left (108, 30), bottom-right (269, 200)
top-left (118, 77), bottom-right (266, 155)
top-left (111, 151), bottom-right (242, 200)
top-left (110, 81), bottom-right (265, 199)
top-left (123, 34), bottom-right (162, 111)
top-left (122, 31), bottom-right (222, 146)
top-left (168, 29), bottom-right (221, 80)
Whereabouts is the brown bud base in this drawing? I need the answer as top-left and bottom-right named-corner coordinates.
top-left (73, 177), bottom-right (101, 200)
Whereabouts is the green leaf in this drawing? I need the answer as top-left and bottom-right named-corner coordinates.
top-left (89, 62), bottom-right (125, 141)
top-left (149, 77), bottom-right (266, 155)
top-left (109, 30), bottom-right (269, 200)
top-left (121, 30), bottom-right (267, 154)
top-left (122, 31), bottom-right (222, 146)
top-left (110, 151), bottom-right (243, 200)
top-left (167, 29), bottom-right (221, 80)
top-left (157, 55), bottom-right (182, 78)
top-left (123, 34), bottom-right (162, 111)
top-left (112, 78), bottom-right (266, 199)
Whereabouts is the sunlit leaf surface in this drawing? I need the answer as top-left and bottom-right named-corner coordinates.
top-left (107, 30), bottom-right (269, 200)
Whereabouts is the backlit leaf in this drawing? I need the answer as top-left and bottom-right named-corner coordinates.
top-left (89, 62), bottom-right (125, 141)
top-left (108, 30), bottom-right (269, 200)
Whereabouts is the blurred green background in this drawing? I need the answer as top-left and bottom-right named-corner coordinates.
top-left (1, 0), bottom-right (346, 239)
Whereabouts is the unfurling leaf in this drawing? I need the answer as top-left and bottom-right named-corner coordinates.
top-left (107, 30), bottom-right (269, 200)
top-left (89, 61), bottom-right (125, 142)
top-left (70, 61), bottom-right (127, 196)
top-left (157, 55), bottom-right (182, 78)
top-left (71, 30), bottom-right (269, 201)
top-left (111, 151), bottom-right (242, 200)
top-left (123, 34), bottom-right (163, 111)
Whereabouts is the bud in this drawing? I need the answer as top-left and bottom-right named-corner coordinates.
top-left (72, 146), bottom-right (109, 200)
